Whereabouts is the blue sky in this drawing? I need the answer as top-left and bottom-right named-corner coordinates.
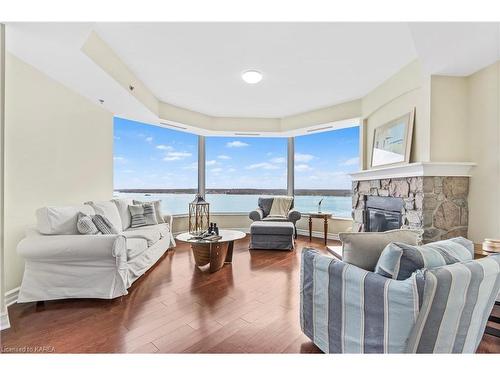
top-left (114, 117), bottom-right (359, 189)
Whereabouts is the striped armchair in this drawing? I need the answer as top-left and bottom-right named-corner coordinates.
top-left (300, 248), bottom-right (500, 353)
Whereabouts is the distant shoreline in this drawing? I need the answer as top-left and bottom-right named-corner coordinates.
top-left (114, 188), bottom-right (351, 197)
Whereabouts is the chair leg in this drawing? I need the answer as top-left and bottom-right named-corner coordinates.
top-left (294, 225), bottom-right (298, 239)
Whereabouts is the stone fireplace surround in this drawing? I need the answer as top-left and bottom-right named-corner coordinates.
top-left (350, 163), bottom-right (476, 243)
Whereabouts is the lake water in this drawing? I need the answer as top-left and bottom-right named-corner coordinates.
top-left (113, 192), bottom-right (352, 218)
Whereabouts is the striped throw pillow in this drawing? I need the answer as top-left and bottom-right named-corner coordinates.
top-left (128, 203), bottom-right (158, 228)
top-left (77, 213), bottom-right (99, 235)
top-left (133, 200), bottom-right (165, 224)
top-left (375, 237), bottom-right (474, 280)
top-left (92, 214), bottom-right (119, 234)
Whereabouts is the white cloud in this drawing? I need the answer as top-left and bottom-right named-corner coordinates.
top-left (163, 151), bottom-right (192, 161)
top-left (206, 160), bottom-right (217, 166)
top-left (217, 155), bottom-right (231, 160)
top-left (156, 145), bottom-right (173, 151)
top-left (113, 156), bottom-right (126, 163)
top-left (270, 157), bottom-right (286, 163)
top-left (183, 162), bottom-right (198, 170)
top-left (145, 136), bottom-right (153, 143)
top-left (228, 168), bottom-right (237, 173)
top-left (341, 157), bottom-right (360, 166)
top-left (122, 169), bottom-right (135, 174)
top-left (226, 140), bottom-right (249, 148)
top-left (246, 162), bottom-right (279, 170)
top-left (295, 164), bottom-right (312, 172)
top-left (211, 168), bottom-right (223, 173)
top-left (295, 153), bottom-right (315, 162)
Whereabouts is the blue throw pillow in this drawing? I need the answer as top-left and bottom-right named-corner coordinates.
top-left (375, 237), bottom-right (474, 280)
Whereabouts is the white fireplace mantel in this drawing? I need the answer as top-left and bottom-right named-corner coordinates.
top-left (349, 162), bottom-right (476, 181)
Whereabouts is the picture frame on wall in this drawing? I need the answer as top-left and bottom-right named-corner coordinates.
top-left (370, 108), bottom-right (415, 168)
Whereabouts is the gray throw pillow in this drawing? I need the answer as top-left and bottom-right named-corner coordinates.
top-left (133, 200), bottom-right (165, 224)
top-left (77, 212), bottom-right (99, 235)
top-left (258, 197), bottom-right (274, 217)
top-left (129, 203), bottom-right (158, 228)
top-left (92, 214), bottom-right (119, 234)
top-left (375, 237), bottom-right (474, 280)
top-left (339, 229), bottom-right (423, 271)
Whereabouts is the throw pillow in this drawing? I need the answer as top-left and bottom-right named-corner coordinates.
top-left (92, 214), bottom-right (119, 235)
top-left (258, 197), bottom-right (274, 217)
top-left (85, 201), bottom-right (123, 231)
top-left (76, 212), bottom-right (99, 235)
top-left (112, 198), bottom-right (135, 230)
top-left (339, 229), bottom-right (423, 271)
top-left (374, 237), bottom-right (474, 280)
top-left (133, 200), bottom-right (165, 224)
top-left (129, 203), bottom-right (158, 228)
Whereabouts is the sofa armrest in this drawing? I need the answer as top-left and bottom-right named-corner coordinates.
top-left (249, 208), bottom-right (264, 221)
top-left (287, 209), bottom-right (301, 223)
top-left (300, 248), bottom-right (420, 353)
top-left (17, 234), bottom-right (126, 262)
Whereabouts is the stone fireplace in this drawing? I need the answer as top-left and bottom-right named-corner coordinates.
top-left (350, 163), bottom-right (475, 243)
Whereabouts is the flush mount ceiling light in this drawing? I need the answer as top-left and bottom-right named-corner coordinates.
top-left (241, 70), bottom-right (263, 84)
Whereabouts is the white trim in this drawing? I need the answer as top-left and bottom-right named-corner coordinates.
top-left (349, 162), bottom-right (476, 181)
top-left (297, 229), bottom-right (340, 241)
top-left (5, 287), bottom-right (19, 307)
top-left (0, 311), bottom-right (10, 330)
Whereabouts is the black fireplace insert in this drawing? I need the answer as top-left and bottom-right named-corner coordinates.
top-left (364, 196), bottom-right (403, 232)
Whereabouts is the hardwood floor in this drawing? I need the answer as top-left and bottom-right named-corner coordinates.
top-left (1, 235), bottom-right (499, 354)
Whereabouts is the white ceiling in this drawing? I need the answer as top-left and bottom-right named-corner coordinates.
top-left (92, 22), bottom-right (417, 118)
top-left (5, 22), bottom-right (500, 121)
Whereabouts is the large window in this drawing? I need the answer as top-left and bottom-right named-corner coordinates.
top-left (113, 117), bottom-right (198, 215)
top-left (294, 126), bottom-right (359, 218)
top-left (114, 116), bottom-right (360, 218)
top-left (205, 137), bottom-right (287, 212)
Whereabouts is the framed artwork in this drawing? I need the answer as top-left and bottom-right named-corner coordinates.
top-left (370, 108), bottom-right (415, 168)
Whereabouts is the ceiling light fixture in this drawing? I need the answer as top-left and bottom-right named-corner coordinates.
top-left (241, 70), bottom-right (263, 84)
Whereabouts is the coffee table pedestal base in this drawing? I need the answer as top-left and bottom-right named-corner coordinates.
top-left (191, 241), bottom-right (234, 273)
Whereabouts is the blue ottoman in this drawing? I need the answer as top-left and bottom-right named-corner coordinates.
top-left (249, 221), bottom-right (295, 250)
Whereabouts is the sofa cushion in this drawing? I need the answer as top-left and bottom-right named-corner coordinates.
top-left (339, 229), bottom-right (422, 271)
top-left (112, 198), bottom-right (134, 230)
top-left (123, 223), bottom-right (169, 246)
top-left (36, 205), bottom-right (95, 235)
top-left (92, 214), bottom-right (119, 235)
top-left (250, 221), bottom-right (294, 236)
top-left (129, 203), bottom-right (158, 228)
top-left (133, 200), bottom-right (165, 224)
top-left (126, 237), bottom-right (149, 260)
top-left (85, 201), bottom-right (122, 231)
top-left (375, 237), bottom-right (474, 280)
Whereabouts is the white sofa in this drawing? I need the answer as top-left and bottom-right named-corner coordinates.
top-left (16, 198), bottom-right (176, 303)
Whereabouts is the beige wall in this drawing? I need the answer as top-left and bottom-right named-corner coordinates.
top-left (0, 24), bottom-right (7, 326)
top-left (466, 62), bottom-right (500, 243)
top-left (362, 60), bottom-right (432, 168)
top-left (430, 76), bottom-right (469, 162)
top-left (4, 53), bottom-right (113, 291)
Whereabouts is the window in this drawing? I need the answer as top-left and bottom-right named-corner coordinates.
top-left (113, 117), bottom-right (198, 215)
top-left (205, 136), bottom-right (288, 212)
top-left (294, 126), bottom-right (359, 218)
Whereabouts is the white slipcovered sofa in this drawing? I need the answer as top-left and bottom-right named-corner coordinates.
top-left (16, 198), bottom-right (176, 303)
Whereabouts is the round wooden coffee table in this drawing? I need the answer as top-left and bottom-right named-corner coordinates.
top-left (176, 230), bottom-right (246, 273)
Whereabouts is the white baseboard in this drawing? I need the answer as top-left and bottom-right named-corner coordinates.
top-left (5, 286), bottom-right (19, 307)
top-left (0, 311), bottom-right (10, 330)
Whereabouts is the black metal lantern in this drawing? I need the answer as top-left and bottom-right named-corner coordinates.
top-left (188, 194), bottom-right (210, 235)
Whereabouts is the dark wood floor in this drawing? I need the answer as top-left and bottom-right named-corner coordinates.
top-left (1, 235), bottom-right (499, 354)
